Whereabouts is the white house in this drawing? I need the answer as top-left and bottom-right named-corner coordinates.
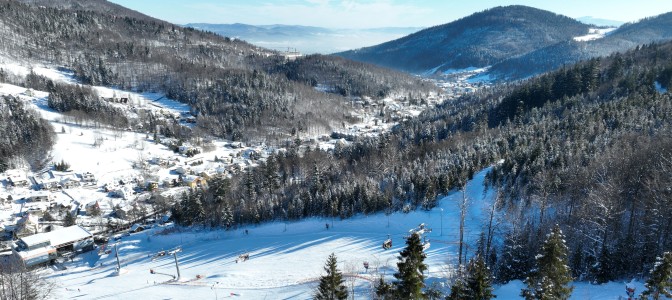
top-left (174, 166), bottom-right (190, 175)
top-left (6, 170), bottom-right (29, 187)
top-left (27, 191), bottom-right (52, 203)
top-left (80, 172), bottom-right (96, 184)
top-left (110, 186), bottom-right (134, 200)
top-left (60, 176), bottom-right (81, 189)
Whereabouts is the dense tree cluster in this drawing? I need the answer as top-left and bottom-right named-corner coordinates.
top-left (47, 81), bottom-right (129, 128)
top-left (0, 95), bottom-right (54, 172)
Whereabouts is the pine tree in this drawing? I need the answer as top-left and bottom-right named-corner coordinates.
top-left (465, 254), bottom-right (496, 300)
top-left (394, 232), bottom-right (428, 299)
top-left (315, 253), bottom-right (348, 300)
top-left (497, 229), bottom-right (531, 283)
top-left (521, 225), bottom-right (573, 300)
top-left (641, 252), bottom-right (672, 300)
top-left (222, 203), bottom-right (234, 229)
top-left (447, 274), bottom-right (469, 300)
top-left (594, 246), bottom-right (615, 284)
top-left (375, 277), bottom-right (394, 299)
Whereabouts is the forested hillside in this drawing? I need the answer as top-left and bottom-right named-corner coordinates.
top-left (0, 0), bottom-right (433, 142)
top-left (188, 41), bottom-right (672, 282)
top-left (336, 5), bottom-right (590, 73)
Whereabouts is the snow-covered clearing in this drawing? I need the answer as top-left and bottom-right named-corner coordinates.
top-left (573, 27), bottom-right (617, 42)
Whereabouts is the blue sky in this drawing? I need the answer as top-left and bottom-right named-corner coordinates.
top-left (108, 0), bottom-right (672, 28)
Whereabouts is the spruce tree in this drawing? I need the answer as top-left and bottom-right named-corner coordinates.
top-left (497, 230), bottom-right (531, 283)
top-left (447, 274), bottom-right (469, 300)
top-left (594, 246), bottom-right (615, 284)
top-left (315, 253), bottom-right (348, 300)
top-left (394, 232), bottom-right (428, 299)
top-left (465, 254), bottom-right (496, 300)
top-left (521, 225), bottom-right (573, 300)
top-left (375, 277), bottom-right (394, 299)
top-left (641, 252), bottom-right (672, 300)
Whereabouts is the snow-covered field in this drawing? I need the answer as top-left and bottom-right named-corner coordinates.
top-left (573, 27), bottom-right (617, 42)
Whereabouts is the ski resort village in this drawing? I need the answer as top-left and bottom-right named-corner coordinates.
top-left (3, 1), bottom-right (672, 299)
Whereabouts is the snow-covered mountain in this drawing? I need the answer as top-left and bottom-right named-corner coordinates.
top-left (336, 5), bottom-right (672, 81)
top-left (336, 6), bottom-right (591, 75)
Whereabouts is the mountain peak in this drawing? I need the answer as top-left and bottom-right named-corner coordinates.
top-left (336, 5), bottom-right (589, 74)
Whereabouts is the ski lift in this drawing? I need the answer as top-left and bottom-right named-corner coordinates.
top-left (382, 234), bottom-right (392, 250)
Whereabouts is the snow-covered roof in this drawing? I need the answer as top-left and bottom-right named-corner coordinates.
top-left (15, 245), bottom-right (56, 260)
top-left (5, 170), bottom-right (27, 182)
top-left (19, 225), bottom-right (92, 249)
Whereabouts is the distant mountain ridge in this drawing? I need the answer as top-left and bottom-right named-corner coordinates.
top-left (577, 16), bottom-right (624, 27)
top-left (335, 5), bottom-right (591, 74)
top-left (185, 23), bottom-right (423, 54)
top-left (490, 11), bottom-right (672, 79)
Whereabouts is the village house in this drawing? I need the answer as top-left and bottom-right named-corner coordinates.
top-left (6, 170), bottom-right (29, 187)
top-left (60, 176), bottom-right (81, 189)
top-left (15, 213), bottom-right (40, 238)
top-left (84, 200), bottom-right (101, 216)
top-left (38, 177), bottom-right (60, 190)
top-left (184, 175), bottom-right (207, 189)
top-left (174, 165), bottom-right (191, 175)
top-left (110, 185), bottom-right (135, 200)
top-left (178, 145), bottom-right (201, 155)
top-left (80, 172), bottom-right (96, 184)
top-left (146, 181), bottom-right (159, 191)
top-left (27, 191), bottom-right (52, 202)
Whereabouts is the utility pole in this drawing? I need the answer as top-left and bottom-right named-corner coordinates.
top-left (440, 208), bottom-right (443, 236)
top-left (458, 186), bottom-right (468, 267)
top-left (169, 247), bottom-right (182, 280)
top-left (114, 243), bottom-right (121, 272)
